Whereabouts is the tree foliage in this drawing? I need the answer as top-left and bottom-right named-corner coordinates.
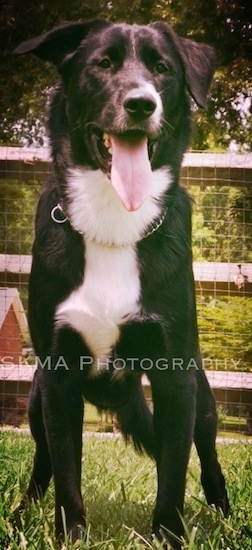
top-left (0, 0), bottom-right (251, 149)
top-left (191, 185), bottom-right (252, 262)
top-left (197, 297), bottom-right (252, 371)
top-left (0, 180), bottom-right (38, 254)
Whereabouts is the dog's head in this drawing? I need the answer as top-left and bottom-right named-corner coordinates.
top-left (14, 20), bottom-right (215, 211)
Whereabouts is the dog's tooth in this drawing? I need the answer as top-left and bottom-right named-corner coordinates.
top-left (108, 147), bottom-right (112, 155)
top-left (103, 132), bottom-right (111, 150)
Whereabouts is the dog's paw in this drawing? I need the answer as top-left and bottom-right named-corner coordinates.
top-left (151, 526), bottom-right (182, 550)
top-left (57, 515), bottom-right (87, 547)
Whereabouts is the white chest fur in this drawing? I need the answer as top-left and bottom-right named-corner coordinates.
top-left (55, 166), bottom-right (171, 370)
top-left (55, 240), bottom-right (140, 362)
top-left (66, 167), bottom-right (171, 246)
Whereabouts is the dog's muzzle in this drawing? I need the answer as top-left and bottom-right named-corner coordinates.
top-left (89, 89), bottom-right (160, 211)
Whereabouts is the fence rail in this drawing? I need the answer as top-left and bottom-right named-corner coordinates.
top-left (1, 147), bottom-right (252, 185)
top-left (1, 253), bottom-right (252, 296)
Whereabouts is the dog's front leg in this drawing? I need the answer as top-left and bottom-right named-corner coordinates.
top-left (150, 371), bottom-right (197, 550)
top-left (42, 381), bottom-right (85, 540)
top-left (40, 328), bottom-right (86, 542)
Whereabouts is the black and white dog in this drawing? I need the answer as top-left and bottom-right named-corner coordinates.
top-left (14, 20), bottom-right (229, 548)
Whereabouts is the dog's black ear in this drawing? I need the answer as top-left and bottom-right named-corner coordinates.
top-left (150, 22), bottom-right (216, 108)
top-left (176, 36), bottom-right (216, 108)
top-left (13, 20), bottom-right (111, 67)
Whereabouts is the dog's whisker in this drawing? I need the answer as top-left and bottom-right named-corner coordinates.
top-left (161, 118), bottom-right (175, 132)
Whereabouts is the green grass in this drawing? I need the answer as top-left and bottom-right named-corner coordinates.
top-left (0, 432), bottom-right (251, 549)
top-left (217, 431), bottom-right (251, 440)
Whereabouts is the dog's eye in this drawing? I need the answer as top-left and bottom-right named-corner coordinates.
top-left (97, 58), bottom-right (111, 69)
top-left (156, 62), bottom-right (169, 74)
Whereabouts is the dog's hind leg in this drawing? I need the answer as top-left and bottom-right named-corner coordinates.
top-left (18, 371), bottom-right (52, 507)
top-left (194, 368), bottom-right (229, 516)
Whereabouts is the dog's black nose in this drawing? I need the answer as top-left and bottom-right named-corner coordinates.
top-left (124, 90), bottom-right (157, 118)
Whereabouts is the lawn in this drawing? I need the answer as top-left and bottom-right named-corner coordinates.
top-left (0, 431), bottom-right (251, 549)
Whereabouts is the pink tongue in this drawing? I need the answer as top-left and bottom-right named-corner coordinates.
top-left (110, 134), bottom-right (153, 211)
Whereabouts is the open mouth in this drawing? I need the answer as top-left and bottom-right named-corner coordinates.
top-left (90, 127), bottom-right (155, 172)
top-left (89, 127), bottom-right (156, 211)
top-left (89, 126), bottom-right (113, 173)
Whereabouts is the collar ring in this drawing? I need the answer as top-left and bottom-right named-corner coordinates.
top-left (51, 204), bottom-right (68, 224)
